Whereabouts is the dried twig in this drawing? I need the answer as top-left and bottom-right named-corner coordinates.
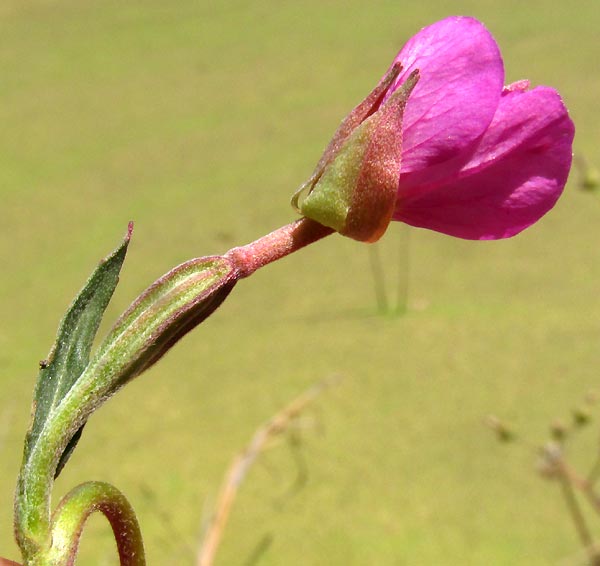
top-left (540, 444), bottom-right (600, 565)
top-left (559, 457), bottom-right (600, 517)
top-left (197, 376), bottom-right (340, 566)
top-left (559, 474), bottom-right (597, 563)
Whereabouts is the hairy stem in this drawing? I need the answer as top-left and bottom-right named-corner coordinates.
top-left (45, 482), bottom-right (145, 566)
top-left (225, 217), bottom-right (334, 278)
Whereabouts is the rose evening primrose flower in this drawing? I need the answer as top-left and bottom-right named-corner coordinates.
top-left (296, 16), bottom-right (575, 241)
top-left (11, 17), bottom-right (576, 566)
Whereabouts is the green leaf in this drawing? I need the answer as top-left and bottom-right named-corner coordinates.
top-left (23, 225), bottom-right (132, 476)
top-left (15, 231), bottom-right (238, 556)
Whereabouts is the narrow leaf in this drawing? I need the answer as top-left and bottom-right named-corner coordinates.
top-left (23, 225), bottom-right (132, 474)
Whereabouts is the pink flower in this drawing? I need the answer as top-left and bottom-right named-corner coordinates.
top-left (388, 16), bottom-right (575, 239)
top-left (296, 16), bottom-right (574, 242)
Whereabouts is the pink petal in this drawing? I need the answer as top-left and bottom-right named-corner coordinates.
top-left (393, 87), bottom-right (575, 239)
top-left (389, 17), bottom-right (504, 182)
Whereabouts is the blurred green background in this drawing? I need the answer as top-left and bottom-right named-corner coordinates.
top-left (1, 1), bottom-right (599, 564)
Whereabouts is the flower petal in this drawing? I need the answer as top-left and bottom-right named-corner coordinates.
top-left (393, 87), bottom-right (575, 239)
top-left (389, 16), bottom-right (504, 181)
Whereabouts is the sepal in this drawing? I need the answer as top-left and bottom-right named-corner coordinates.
top-left (296, 71), bottom-right (419, 242)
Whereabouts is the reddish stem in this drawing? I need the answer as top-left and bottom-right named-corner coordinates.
top-left (49, 481), bottom-right (145, 566)
top-left (225, 217), bottom-right (334, 278)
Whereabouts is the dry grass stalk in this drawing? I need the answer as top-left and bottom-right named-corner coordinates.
top-left (197, 376), bottom-right (340, 566)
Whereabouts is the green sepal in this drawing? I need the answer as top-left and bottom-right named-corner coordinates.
top-left (299, 120), bottom-right (372, 233)
top-left (291, 62), bottom-right (403, 213)
top-left (297, 70), bottom-right (419, 243)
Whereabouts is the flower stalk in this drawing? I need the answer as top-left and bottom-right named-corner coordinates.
top-left (225, 217), bottom-right (334, 278)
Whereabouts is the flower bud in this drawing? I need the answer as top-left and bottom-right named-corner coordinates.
top-left (97, 255), bottom-right (238, 384)
top-left (293, 66), bottom-right (419, 243)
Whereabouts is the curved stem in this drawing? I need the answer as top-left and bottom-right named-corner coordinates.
top-left (44, 482), bottom-right (145, 566)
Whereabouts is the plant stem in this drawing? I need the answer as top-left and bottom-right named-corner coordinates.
top-left (15, 216), bottom-right (333, 564)
top-left (198, 377), bottom-right (338, 566)
top-left (558, 474), bottom-right (597, 563)
top-left (225, 218), bottom-right (334, 278)
top-left (560, 458), bottom-right (600, 516)
top-left (367, 244), bottom-right (389, 314)
top-left (587, 452), bottom-right (600, 487)
top-left (45, 481), bottom-right (145, 566)
top-left (395, 225), bottom-right (410, 315)
top-left (553, 454), bottom-right (600, 564)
